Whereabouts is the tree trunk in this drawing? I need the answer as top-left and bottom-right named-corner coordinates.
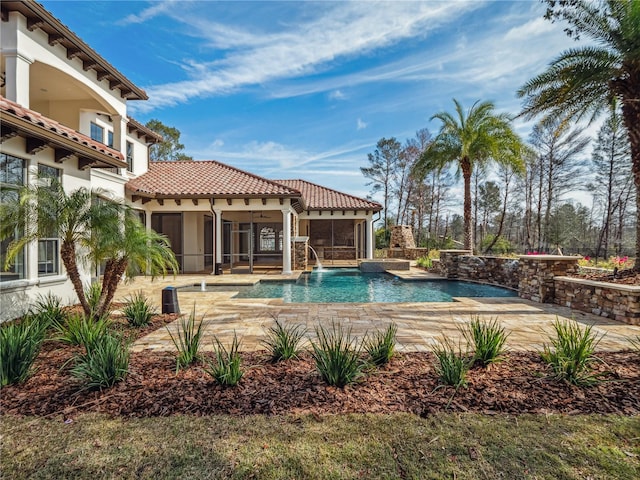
top-left (484, 171), bottom-right (511, 254)
top-left (95, 257), bottom-right (127, 319)
top-left (461, 157), bottom-right (473, 251)
top-left (621, 90), bottom-right (640, 271)
top-left (60, 240), bottom-right (91, 316)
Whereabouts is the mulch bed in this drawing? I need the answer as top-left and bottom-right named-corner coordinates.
top-left (2, 340), bottom-right (639, 418)
top-left (570, 269), bottom-right (640, 286)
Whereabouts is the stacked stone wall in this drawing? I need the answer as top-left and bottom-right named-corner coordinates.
top-left (437, 250), bottom-right (473, 278)
top-left (293, 238), bottom-right (308, 271)
top-left (518, 256), bottom-right (579, 303)
top-left (554, 278), bottom-right (640, 325)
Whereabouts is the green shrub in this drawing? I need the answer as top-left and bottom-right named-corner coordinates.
top-left (310, 321), bottom-right (366, 387)
top-left (123, 291), bottom-right (156, 327)
top-left (70, 332), bottom-right (130, 390)
top-left (167, 306), bottom-right (205, 372)
top-left (363, 323), bottom-right (397, 366)
top-left (203, 333), bottom-right (243, 386)
top-left (0, 317), bottom-right (46, 387)
top-left (52, 313), bottom-right (110, 351)
top-left (85, 282), bottom-right (103, 314)
top-left (31, 293), bottom-right (66, 330)
top-left (416, 256), bottom-right (432, 269)
top-left (480, 234), bottom-right (513, 254)
top-left (540, 319), bottom-right (603, 386)
top-left (433, 337), bottom-right (471, 388)
top-left (462, 315), bottom-right (509, 367)
top-left (262, 319), bottom-right (306, 362)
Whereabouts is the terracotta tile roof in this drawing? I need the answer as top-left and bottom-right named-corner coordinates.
top-left (275, 179), bottom-right (382, 211)
top-left (0, 95), bottom-right (125, 162)
top-left (126, 160), bottom-right (301, 198)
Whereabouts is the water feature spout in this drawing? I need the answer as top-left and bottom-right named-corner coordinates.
top-left (308, 245), bottom-right (324, 271)
top-left (201, 280), bottom-right (206, 292)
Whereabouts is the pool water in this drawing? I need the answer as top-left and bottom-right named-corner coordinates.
top-left (188, 268), bottom-right (516, 303)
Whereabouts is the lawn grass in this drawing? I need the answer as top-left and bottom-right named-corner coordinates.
top-left (2, 413), bottom-right (639, 479)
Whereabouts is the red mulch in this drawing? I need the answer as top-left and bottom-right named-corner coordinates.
top-left (571, 269), bottom-right (640, 286)
top-left (2, 338), bottom-right (639, 418)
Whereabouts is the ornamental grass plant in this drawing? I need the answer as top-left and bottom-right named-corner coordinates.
top-left (203, 333), bottom-right (243, 387)
top-left (70, 332), bottom-right (131, 390)
top-left (261, 318), bottom-right (306, 362)
top-left (123, 291), bottom-right (156, 327)
top-left (52, 312), bottom-right (110, 351)
top-left (462, 315), bottom-right (509, 367)
top-left (31, 293), bottom-right (66, 330)
top-left (363, 323), bottom-right (397, 367)
top-left (541, 318), bottom-right (604, 386)
top-left (433, 337), bottom-right (472, 388)
top-left (0, 316), bottom-right (46, 387)
top-left (167, 306), bottom-right (205, 372)
top-left (310, 321), bottom-right (366, 387)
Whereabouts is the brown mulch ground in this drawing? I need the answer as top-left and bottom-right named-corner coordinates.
top-left (571, 269), bottom-right (640, 286)
top-left (2, 338), bottom-right (639, 418)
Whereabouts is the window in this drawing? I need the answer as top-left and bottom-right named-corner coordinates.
top-left (0, 154), bottom-right (25, 282)
top-left (37, 164), bottom-right (61, 276)
top-left (90, 122), bottom-right (104, 143)
top-left (258, 225), bottom-right (283, 252)
top-left (126, 141), bottom-right (134, 172)
top-left (107, 131), bottom-right (114, 148)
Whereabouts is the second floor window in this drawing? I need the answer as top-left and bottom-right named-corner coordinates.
top-left (107, 131), bottom-right (114, 148)
top-left (90, 122), bottom-right (104, 143)
top-left (126, 141), bottom-right (134, 172)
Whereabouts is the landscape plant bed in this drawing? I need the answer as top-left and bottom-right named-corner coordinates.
top-left (571, 268), bottom-right (640, 286)
top-left (2, 342), bottom-right (639, 418)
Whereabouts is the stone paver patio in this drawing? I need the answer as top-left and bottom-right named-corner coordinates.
top-left (114, 269), bottom-right (640, 353)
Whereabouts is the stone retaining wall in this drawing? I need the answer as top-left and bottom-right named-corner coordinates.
top-left (517, 255), bottom-right (580, 303)
top-left (554, 277), bottom-right (640, 325)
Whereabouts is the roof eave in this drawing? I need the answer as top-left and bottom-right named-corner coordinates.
top-left (2, 112), bottom-right (127, 169)
top-left (1, 1), bottom-right (147, 101)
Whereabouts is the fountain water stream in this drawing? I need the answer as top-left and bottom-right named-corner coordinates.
top-left (307, 245), bottom-right (324, 271)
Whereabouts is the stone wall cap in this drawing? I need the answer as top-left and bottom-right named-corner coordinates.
top-left (555, 276), bottom-right (640, 292)
top-left (518, 255), bottom-right (581, 261)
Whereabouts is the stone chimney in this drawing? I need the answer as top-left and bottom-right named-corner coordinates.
top-left (389, 225), bottom-right (415, 249)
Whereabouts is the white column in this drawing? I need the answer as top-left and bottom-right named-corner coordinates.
top-left (113, 115), bottom-right (127, 152)
top-left (4, 51), bottom-right (33, 107)
top-left (366, 217), bottom-right (374, 259)
top-left (214, 209), bottom-right (222, 267)
top-left (282, 209), bottom-right (292, 274)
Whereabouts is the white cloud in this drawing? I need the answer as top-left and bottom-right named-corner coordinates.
top-left (131, 1), bottom-right (485, 112)
top-left (356, 118), bottom-right (368, 130)
top-left (328, 89), bottom-right (347, 101)
top-left (119, 0), bottom-right (179, 25)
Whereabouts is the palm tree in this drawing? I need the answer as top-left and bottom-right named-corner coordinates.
top-left (1, 178), bottom-right (177, 319)
top-left (518, 0), bottom-right (640, 270)
top-left (413, 99), bottom-right (524, 251)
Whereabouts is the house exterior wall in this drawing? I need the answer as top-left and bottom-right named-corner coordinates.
top-left (0, 6), bottom-right (153, 321)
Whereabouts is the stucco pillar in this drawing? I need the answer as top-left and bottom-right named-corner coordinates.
top-left (113, 115), bottom-right (127, 153)
top-left (366, 217), bottom-right (374, 259)
top-left (282, 209), bottom-right (292, 274)
top-left (4, 50), bottom-right (33, 107)
top-left (214, 209), bottom-right (222, 266)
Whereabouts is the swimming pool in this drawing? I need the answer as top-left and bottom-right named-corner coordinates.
top-left (183, 268), bottom-right (517, 303)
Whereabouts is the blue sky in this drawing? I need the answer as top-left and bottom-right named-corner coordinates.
top-left (42, 0), bottom-right (580, 208)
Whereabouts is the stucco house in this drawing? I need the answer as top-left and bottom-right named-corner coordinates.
top-left (0, 0), bottom-right (381, 320)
